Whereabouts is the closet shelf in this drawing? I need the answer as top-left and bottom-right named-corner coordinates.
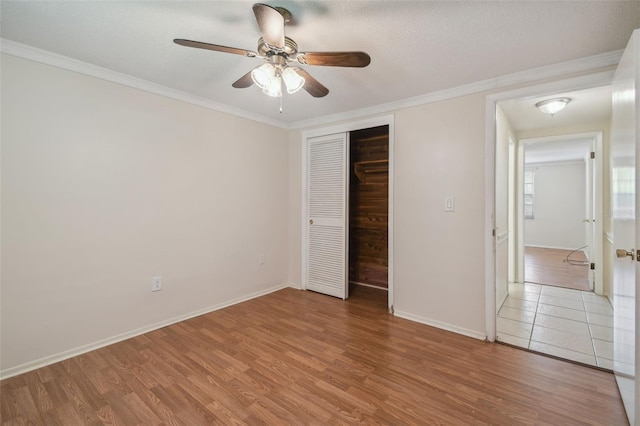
top-left (354, 159), bottom-right (389, 183)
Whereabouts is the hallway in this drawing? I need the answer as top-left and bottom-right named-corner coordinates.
top-left (497, 283), bottom-right (613, 368)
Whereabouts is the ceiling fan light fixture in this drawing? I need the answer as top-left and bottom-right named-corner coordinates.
top-left (263, 75), bottom-right (282, 97)
top-left (251, 63), bottom-right (275, 90)
top-left (535, 97), bottom-right (571, 115)
top-left (282, 67), bottom-right (305, 94)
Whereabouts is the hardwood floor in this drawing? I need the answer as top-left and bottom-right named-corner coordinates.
top-left (525, 246), bottom-right (590, 291)
top-left (1, 288), bottom-right (627, 425)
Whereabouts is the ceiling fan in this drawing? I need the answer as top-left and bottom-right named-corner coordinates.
top-left (174, 3), bottom-right (371, 99)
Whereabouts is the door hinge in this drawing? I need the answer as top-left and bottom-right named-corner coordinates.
top-left (492, 229), bottom-right (496, 237)
top-left (590, 263), bottom-right (595, 270)
top-left (590, 151), bottom-right (595, 159)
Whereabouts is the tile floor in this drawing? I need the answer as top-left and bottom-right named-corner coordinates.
top-left (497, 282), bottom-right (613, 369)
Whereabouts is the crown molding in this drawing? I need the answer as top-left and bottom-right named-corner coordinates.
top-left (287, 49), bottom-right (622, 130)
top-left (0, 38), bottom-right (288, 129)
top-left (1, 38), bottom-right (622, 131)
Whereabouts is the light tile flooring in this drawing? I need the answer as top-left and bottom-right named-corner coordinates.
top-left (497, 282), bottom-right (613, 369)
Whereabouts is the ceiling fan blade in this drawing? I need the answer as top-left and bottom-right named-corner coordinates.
top-left (232, 70), bottom-right (255, 88)
top-left (297, 51), bottom-right (371, 68)
top-left (174, 39), bottom-right (257, 57)
top-left (253, 3), bottom-right (285, 48)
top-left (295, 68), bottom-right (329, 98)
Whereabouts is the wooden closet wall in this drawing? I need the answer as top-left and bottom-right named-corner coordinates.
top-left (349, 125), bottom-right (389, 289)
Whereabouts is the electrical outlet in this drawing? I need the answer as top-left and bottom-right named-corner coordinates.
top-left (152, 276), bottom-right (162, 292)
top-left (259, 254), bottom-right (265, 265)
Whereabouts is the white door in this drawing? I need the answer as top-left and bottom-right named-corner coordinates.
top-left (611, 29), bottom-right (639, 425)
top-left (306, 133), bottom-right (348, 299)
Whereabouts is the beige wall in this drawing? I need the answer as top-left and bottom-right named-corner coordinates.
top-left (1, 55), bottom-right (290, 374)
top-left (393, 94), bottom-right (488, 334)
top-left (287, 96), bottom-right (488, 336)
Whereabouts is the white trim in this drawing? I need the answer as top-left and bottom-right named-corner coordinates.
top-left (497, 231), bottom-right (509, 245)
top-left (484, 94), bottom-right (497, 342)
top-left (526, 159), bottom-right (589, 168)
top-left (2, 38), bottom-right (622, 131)
top-left (516, 143), bottom-right (526, 284)
top-left (497, 289), bottom-right (509, 312)
top-left (301, 115), bottom-right (394, 310)
top-left (394, 310), bottom-right (487, 341)
top-left (350, 281), bottom-right (389, 291)
top-left (289, 51), bottom-right (622, 130)
top-left (485, 71), bottom-right (615, 344)
top-left (606, 232), bottom-right (615, 244)
top-left (0, 283), bottom-right (289, 380)
top-left (525, 244), bottom-right (589, 251)
top-left (0, 38), bottom-right (287, 129)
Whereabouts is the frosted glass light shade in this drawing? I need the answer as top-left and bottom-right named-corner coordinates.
top-left (251, 63), bottom-right (275, 90)
top-left (263, 76), bottom-right (282, 97)
top-left (282, 67), bottom-right (305, 94)
top-left (535, 97), bottom-right (571, 115)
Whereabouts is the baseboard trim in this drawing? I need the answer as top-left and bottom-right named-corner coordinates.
top-left (0, 283), bottom-right (289, 380)
top-left (393, 310), bottom-right (486, 341)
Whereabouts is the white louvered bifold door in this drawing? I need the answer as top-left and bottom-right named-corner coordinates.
top-left (306, 133), bottom-right (348, 299)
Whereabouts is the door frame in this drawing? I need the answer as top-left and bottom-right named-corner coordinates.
top-left (516, 132), bottom-right (604, 293)
top-left (301, 114), bottom-right (395, 311)
top-left (485, 71), bottom-right (615, 341)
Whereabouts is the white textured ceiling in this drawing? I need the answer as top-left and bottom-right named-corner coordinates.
top-left (1, 1), bottom-right (639, 126)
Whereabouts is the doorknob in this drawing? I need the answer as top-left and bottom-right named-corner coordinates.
top-left (309, 219), bottom-right (313, 225)
top-left (616, 248), bottom-right (636, 260)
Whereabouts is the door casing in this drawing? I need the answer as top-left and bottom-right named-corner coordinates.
top-left (515, 132), bottom-right (603, 293)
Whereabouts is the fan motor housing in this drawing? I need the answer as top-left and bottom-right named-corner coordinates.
top-left (257, 36), bottom-right (298, 57)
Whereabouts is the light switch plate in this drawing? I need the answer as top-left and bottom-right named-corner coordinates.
top-left (445, 197), bottom-right (455, 212)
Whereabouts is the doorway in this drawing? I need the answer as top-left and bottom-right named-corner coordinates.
top-left (521, 135), bottom-right (595, 293)
top-left (493, 85), bottom-right (613, 368)
top-left (348, 126), bottom-right (389, 306)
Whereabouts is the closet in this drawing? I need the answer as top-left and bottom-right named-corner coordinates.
top-left (348, 125), bottom-right (389, 290)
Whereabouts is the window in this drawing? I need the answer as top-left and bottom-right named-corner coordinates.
top-left (524, 169), bottom-right (534, 219)
top-left (612, 166), bottom-right (634, 219)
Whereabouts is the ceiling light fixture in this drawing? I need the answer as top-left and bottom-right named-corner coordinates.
top-left (535, 97), bottom-right (571, 116)
top-left (250, 62), bottom-right (305, 98)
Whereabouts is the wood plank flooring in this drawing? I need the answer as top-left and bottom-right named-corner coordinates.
top-left (1, 288), bottom-right (627, 425)
top-left (525, 246), bottom-right (590, 291)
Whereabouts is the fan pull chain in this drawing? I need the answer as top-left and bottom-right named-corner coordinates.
top-left (279, 95), bottom-right (283, 113)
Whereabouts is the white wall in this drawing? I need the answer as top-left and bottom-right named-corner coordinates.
top-left (1, 55), bottom-right (290, 375)
top-left (523, 161), bottom-right (587, 249)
